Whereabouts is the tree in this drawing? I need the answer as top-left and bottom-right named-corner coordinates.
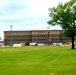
top-left (47, 0), bottom-right (76, 49)
top-left (0, 37), bottom-right (2, 40)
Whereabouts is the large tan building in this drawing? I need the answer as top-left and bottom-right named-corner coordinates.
top-left (4, 30), bottom-right (72, 46)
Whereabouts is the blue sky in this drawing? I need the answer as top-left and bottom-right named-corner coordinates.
top-left (0, 0), bottom-right (70, 40)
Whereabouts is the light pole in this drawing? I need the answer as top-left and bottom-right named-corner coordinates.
top-left (10, 25), bottom-right (13, 47)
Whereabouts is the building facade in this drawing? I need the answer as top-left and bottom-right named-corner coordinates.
top-left (4, 30), bottom-right (72, 46)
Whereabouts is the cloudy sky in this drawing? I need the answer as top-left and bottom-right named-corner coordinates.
top-left (0, 0), bottom-right (70, 39)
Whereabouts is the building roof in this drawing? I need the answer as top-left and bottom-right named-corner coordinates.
top-left (4, 29), bottom-right (63, 32)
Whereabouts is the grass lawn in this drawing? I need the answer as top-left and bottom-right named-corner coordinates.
top-left (0, 46), bottom-right (76, 75)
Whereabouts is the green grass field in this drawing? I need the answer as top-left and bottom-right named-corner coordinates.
top-left (0, 46), bottom-right (76, 75)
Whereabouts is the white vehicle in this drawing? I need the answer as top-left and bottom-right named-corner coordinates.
top-left (30, 43), bottom-right (37, 46)
top-left (38, 43), bottom-right (45, 46)
top-left (13, 44), bottom-right (21, 47)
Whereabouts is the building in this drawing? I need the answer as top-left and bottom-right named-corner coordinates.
top-left (4, 30), bottom-right (72, 46)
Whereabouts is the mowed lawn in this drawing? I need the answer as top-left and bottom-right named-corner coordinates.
top-left (0, 46), bottom-right (76, 75)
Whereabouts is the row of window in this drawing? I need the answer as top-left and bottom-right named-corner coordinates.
top-left (5, 31), bottom-right (49, 34)
top-left (38, 39), bottom-right (45, 40)
top-left (7, 36), bottom-right (31, 38)
top-left (4, 39), bottom-right (49, 42)
top-left (6, 35), bottom-right (50, 38)
top-left (53, 38), bottom-right (71, 41)
top-left (5, 32), bottom-right (31, 34)
top-left (4, 39), bottom-right (31, 41)
top-left (34, 31), bottom-right (45, 33)
top-left (32, 35), bottom-right (49, 37)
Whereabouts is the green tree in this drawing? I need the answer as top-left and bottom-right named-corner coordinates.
top-left (47, 0), bottom-right (76, 49)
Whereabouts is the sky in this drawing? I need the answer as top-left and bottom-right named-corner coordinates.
top-left (0, 0), bottom-right (70, 40)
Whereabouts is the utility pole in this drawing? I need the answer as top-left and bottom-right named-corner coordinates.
top-left (10, 25), bottom-right (13, 47)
